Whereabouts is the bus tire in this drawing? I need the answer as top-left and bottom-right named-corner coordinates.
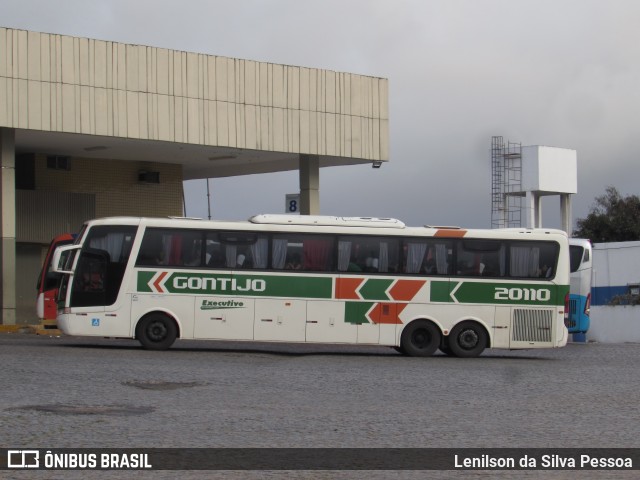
top-left (439, 337), bottom-right (454, 356)
top-left (400, 320), bottom-right (441, 357)
top-left (136, 313), bottom-right (177, 350)
top-left (448, 321), bottom-right (487, 358)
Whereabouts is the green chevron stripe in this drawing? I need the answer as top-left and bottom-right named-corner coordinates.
top-left (358, 278), bottom-right (393, 301)
top-left (345, 302), bottom-right (374, 325)
top-left (136, 271), bottom-right (332, 299)
top-left (430, 280), bottom-right (568, 306)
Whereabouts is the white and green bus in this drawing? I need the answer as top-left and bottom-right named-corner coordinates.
top-left (52, 215), bottom-right (570, 357)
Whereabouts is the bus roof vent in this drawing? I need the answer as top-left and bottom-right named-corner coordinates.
top-left (249, 214), bottom-right (405, 228)
top-left (424, 225), bottom-right (461, 229)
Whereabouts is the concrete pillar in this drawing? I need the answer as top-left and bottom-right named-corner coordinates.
top-left (0, 128), bottom-right (16, 325)
top-left (524, 191), bottom-right (542, 229)
top-left (299, 154), bottom-right (319, 215)
top-left (561, 194), bottom-right (572, 235)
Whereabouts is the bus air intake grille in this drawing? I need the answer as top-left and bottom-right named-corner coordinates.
top-left (512, 309), bottom-right (553, 343)
top-left (567, 299), bottom-right (578, 328)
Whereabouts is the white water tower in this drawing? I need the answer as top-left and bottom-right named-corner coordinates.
top-left (491, 137), bottom-right (577, 234)
top-left (521, 145), bottom-right (577, 233)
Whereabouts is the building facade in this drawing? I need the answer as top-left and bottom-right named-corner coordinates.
top-left (0, 27), bottom-right (390, 324)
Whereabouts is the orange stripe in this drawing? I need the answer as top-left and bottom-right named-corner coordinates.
top-left (153, 271), bottom-right (168, 292)
top-left (335, 277), bottom-right (363, 300)
top-left (389, 279), bottom-right (425, 301)
top-left (434, 229), bottom-right (467, 238)
top-left (368, 303), bottom-right (404, 325)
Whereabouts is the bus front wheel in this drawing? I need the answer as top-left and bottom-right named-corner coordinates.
top-left (400, 320), bottom-right (441, 357)
top-left (136, 313), bottom-right (178, 350)
top-left (448, 321), bottom-right (487, 358)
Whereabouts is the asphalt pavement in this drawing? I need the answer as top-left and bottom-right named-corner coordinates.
top-left (1, 333), bottom-right (638, 479)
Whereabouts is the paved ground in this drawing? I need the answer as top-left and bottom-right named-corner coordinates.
top-left (1, 333), bottom-right (638, 479)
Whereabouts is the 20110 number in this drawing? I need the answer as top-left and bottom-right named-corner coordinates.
top-left (494, 287), bottom-right (551, 302)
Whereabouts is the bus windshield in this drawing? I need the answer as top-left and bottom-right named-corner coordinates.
top-left (569, 245), bottom-right (585, 273)
top-left (69, 225), bottom-right (137, 307)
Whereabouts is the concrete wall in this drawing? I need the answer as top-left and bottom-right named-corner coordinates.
top-left (0, 27), bottom-right (389, 161)
top-left (583, 242), bottom-right (640, 343)
top-left (14, 153), bottom-right (183, 325)
top-left (32, 154), bottom-right (183, 218)
top-left (588, 306), bottom-right (640, 343)
top-left (592, 241), bottom-right (640, 305)
top-left (17, 190), bottom-right (95, 243)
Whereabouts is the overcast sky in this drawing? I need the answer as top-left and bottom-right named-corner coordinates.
top-left (4, 0), bottom-right (640, 229)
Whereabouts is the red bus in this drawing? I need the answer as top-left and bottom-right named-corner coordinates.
top-left (37, 233), bottom-right (75, 320)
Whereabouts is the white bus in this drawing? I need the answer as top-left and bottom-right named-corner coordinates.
top-left (53, 215), bottom-right (570, 357)
top-left (568, 238), bottom-right (592, 334)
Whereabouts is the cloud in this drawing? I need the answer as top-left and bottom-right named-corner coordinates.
top-left (3, 0), bottom-right (640, 229)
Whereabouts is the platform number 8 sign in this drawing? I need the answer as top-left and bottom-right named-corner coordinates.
top-left (285, 194), bottom-right (300, 214)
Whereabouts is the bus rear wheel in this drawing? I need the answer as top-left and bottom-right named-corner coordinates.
top-left (439, 337), bottom-right (454, 356)
top-left (448, 321), bottom-right (487, 358)
top-left (136, 313), bottom-right (177, 350)
top-left (400, 320), bottom-right (441, 357)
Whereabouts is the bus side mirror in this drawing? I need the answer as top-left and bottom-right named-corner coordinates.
top-left (51, 245), bottom-right (82, 274)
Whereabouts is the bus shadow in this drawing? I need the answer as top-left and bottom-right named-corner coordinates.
top-left (55, 339), bottom-right (553, 360)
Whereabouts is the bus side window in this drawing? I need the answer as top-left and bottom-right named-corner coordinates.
top-left (136, 231), bottom-right (166, 266)
top-left (272, 234), bottom-right (333, 272)
top-left (509, 242), bottom-right (559, 279)
top-left (457, 240), bottom-right (504, 277)
top-left (404, 241), bottom-right (451, 275)
top-left (218, 232), bottom-right (267, 270)
top-left (303, 238), bottom-right (334, 271)
top-left (205, 238), bottom-right (225, 268)
top-left (339, 236), bottom-right (398, 274)
top-left (181, 231), bottom-right (203, 267)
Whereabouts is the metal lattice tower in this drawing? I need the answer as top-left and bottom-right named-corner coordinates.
top-left (491, 136), bottom-right (523, 228)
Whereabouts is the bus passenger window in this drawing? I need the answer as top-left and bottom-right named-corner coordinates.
top-left (339, 236), bottom-right (399, 274)
top-left (456, 241), bottom-right (504, 277)
top-left (285, 253), bottom-right (303, 270)
top-left (218, 233), bottom-right (268, 269)
top-left (302, 238), bottom-right (333, 271)
top-left (206, 249), bottom-right (225, 268)
top-left (137, 230), bottom-right (167, 266)
top-left (509, 242), bottom-right (558, 279)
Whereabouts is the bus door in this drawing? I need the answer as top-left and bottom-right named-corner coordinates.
top-left (67, 225), bottom-right (136, 337)
top-left (65, 247), bottom-right (109, 334)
